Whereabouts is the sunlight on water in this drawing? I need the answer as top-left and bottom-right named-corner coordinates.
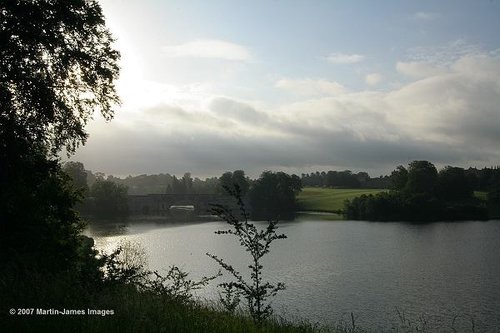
top-left (87, 219), bottom-right (500, 332)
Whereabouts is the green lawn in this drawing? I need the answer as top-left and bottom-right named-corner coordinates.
top-left (474, 191), bottom-right (488, 201)
top-left (297, 188), bottom-right (489, 215)
top-left (297, 187), bottom-right (387, 213)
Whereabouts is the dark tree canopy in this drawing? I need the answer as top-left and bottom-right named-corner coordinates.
top-left (390, 165), bottom-right (408, 191)
top-left (88, 179), bottom-right (128, 218)
top-left (301, 170), bottom-right (389, 189)
top-left (0, 0), bottom-right (120, 154)
top-left (405, 160), bottom-right (438, 195)
top-left (217, 170), bottom-right (250, 196)
top-left (249, 171), bottom-right (302, 220)
top-left (63, 161), bottom-right (89, 194)
top-left (345, 161), bottom-right (488, 222)
top-left (437, 166), bottom-right (473, 201)
top-left (0, 0), bottom-right (120, 271)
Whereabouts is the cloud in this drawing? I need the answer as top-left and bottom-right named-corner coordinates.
top-left (406, 39), bottom-right (481, 65)
top-left (414, 11), bottom-right (440, 21)
top-left (388, 55), bottom-right (500, 147)
top-left (396, 61), bottom-right (447, 78)
top-left (365, 73), bottom-right (383, 86)
top-left (162, 39), bottom-right (252, 61)
top-left (326, 53), bottom-right (365, 64)
top-left (208, 97), bottom-right (268, 124)
top-left (75, 53), bottom-right (500, 177)
top-left (275, 78), bottom-right (348, 97)
top-left (451, 54), bottom-right (500, 82)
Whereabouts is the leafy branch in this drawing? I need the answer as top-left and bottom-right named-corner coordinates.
top-left (207, 185), bottom-right (287, 322)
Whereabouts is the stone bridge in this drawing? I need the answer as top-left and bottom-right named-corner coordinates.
top-left (127, 193), bottom-right (242, 216)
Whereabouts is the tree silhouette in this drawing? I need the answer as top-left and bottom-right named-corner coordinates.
top-left (207, 186), bottom-right (286, 322)
top-left (0, 0), bottom-right (120, 271)
top-left (405, 161), bottom-right (438, 195)
top-left (63, 161), bottom-right (89, 195)
top-left (1, 0), bottom-right (120, 154)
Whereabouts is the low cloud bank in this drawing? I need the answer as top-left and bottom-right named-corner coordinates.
top-left (74, 53), bottom-right (500, 177)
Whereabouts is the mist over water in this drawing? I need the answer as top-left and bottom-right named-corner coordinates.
top-left (87, 218), bottom-right (500, 332)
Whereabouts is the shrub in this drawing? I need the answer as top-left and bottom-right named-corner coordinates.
top-left (207, 186), bottom-right (287, 322)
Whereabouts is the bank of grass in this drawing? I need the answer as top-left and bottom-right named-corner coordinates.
top-left (475, 191), bottom-right (500, 218)
top-left (298, 188), bottom-right (490, 215)
top-left (297, 187), bottom-right (387, 214)
top-left (473, 191), bottom-right (487, 201)
top-left (0, 269), bottom-right (329, 333)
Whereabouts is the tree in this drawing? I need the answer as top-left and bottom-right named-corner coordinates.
top-left (232, 170), bottom-right (250, 196)
top-left (0, 0), bottom-right (120, 155)
top-left (207, 189), bottom-right (286, 322)
top-left (182, 172), bottom-right (193, 194)
top-left (345, 161), bottom-right (488, 222)
top-left (405, 161), bottom-right (438, 195)
top-left (437, 166), bottom-right (473, 201)
top-left (487, 170), bottom-right (500, 213)
top-left (63, 161), bottom-right (89, 194)
top-left (171, 175), bottom-right (185, 194)
top-left (390, 165), bottom-right (408, 191)
top-left (217, 170), bottom-right (250, 196)
top-left (249, 171), bottom-right (302, 220)
top-left (356, 171), bottom-right (370, 186)
top-left (88, 179), bottom-right (128, 218)
top-left (0, 0), bottom-right (120, 270)
top-left (218, 172), bottom-right (233, 193)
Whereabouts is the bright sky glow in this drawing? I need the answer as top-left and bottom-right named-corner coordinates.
top-left (72, 0), bottom-right (500, 178)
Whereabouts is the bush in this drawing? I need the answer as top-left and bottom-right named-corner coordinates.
top-left (208, 186), bottom-right (287, 322)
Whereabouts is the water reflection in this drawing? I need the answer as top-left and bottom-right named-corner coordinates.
top-left (86, 218), bottom-right (500, 332)
top-left (84, 220), bottom-right (129, 237)
top-left (84, 217), bottom-right (213, 237)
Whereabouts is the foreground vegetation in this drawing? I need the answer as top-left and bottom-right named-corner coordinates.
top-left (3, 263), bottom-right (479, 333)
top-left (0, 266), bottom-right (322, 333)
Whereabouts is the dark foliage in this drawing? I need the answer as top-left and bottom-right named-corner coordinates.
top-left (390, 165), bottom-right (408, 191)
top-left (437, 166), bottom-right (473, 201)
top-left (0, 0), bottom-right (120, 155)
top-left (302, 170), bottom-right (390, 189)
top-left (0, 0), bottom-right (119, 274)
top-left (0, 143), bottom-right (87, 270)
top-left (63, 161), bottom-right (90, 194)
top-left (249, 171), bottom-right (302, 220)
top-left (146, 266), bottom-right (220, 304)
top-left (85, 179), bottom-right (129, 218)
top-left (103, 172), bottom-right (220, 195)
top-left (345, 161), bottom-right (488, 222)
top-left (218, 170), bottom-right (250, 196)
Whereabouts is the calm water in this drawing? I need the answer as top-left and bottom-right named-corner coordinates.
top-left (87, 217), bottom-right (500, 332)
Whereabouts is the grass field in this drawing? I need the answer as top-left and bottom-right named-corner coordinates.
top-left (474, 191), bottom-right (488, 201)
top-left (297, 187), bottom-right (387, 213)
top-left (297, 188), bottom-right (489, 215)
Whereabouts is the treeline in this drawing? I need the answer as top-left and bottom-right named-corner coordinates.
top-left (462, 167), bottom-right (500, 192)
top-left (108, 173), bottom-right (220, 195)
top-left (62, 162), bottom-right (129, 219)
top-left (62, 162), bottom-right (223, 218)
top-left (63, 162), bottom-right (302, 220)
top-left (301, 166), bottom-right (500, 192)
top-left (301, 170), bottom-right (391, 189)
top-left (344, 161), bottom-right (500, 222)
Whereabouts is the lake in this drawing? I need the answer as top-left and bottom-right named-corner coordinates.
top-left (86, 216), bottom-right (500, 332)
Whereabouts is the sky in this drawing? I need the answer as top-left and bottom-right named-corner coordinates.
top-left (71, 0), bottom-right (500, 178)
